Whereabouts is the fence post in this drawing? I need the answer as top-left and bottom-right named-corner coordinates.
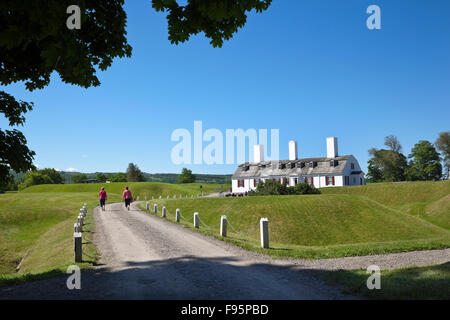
top-left (162, 206), bottom-right (167, 218)
top-left (146, 202), bottom-right (150, 210)
top-left (74, 232), bottom-right (82, 262)
top-left (145, 196), bottom-right (147, 201)
top-left (153, 204), bottom-right (158, 213)
top-left (220, 215), bottom-right (228, 237)
top-left (152, 196), bottom-right (154, 200)
top-left (137, 196), bottom-right (140, 201)
top-left (80, 208), bottom-right (85, 217)
top-left (78, 214), bottom-right (84, 226)
top-left (159, 196), bottom-right (162, 199)
top-left (176, 209), bottom-right (180, 223)
top-left (74, 222), bottom-right (82, 233)
top-left (260, 218), bottom-right (269, 248)
top-left (194, 212), bottom-right (199, 228)
top-left (167, 195), bottom-right (169, 199)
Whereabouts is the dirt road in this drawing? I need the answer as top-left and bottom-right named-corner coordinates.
top-left (1, 202), bottom-right (448, 300)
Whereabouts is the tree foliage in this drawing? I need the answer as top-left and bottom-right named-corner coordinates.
top-left (0, 92), bottom-right (35, 186)
top-left (126, 163), bottom-right (145, 182)
top-left (107, 172), bottom-right (127, 182)
top-left (177, 168), bottom-right (196, 184)
top-left (18, 168), bottom-right (64, 190)
top-left (152, 0), bottom-right (272, 48)
top-left (71, 173), bottom-right (89, 184)
top-left (248, 180), bottom-right (320, 196)
top-left (435, 131), bottom-right (450, 180)
top-left (405, 140), bottom-right (442, 181)
top-left (0, 1), bottom-right (271, 186)
top-left (366, 148), bottom-right (407, 182)
top-left (95, 172), bottom-right (107, 182)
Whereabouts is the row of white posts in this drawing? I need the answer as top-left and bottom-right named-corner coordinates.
top-left (137, 194), bottom-right (201, 201)
top-left (146, 202), bottom-right (269, 248)
top-left (73, 203), bottom-right (87, 262)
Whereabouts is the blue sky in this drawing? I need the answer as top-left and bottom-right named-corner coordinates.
top-left (1, 0), bottom-right (450, 175)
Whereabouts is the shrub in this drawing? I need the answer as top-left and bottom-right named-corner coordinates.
top-left (248, 180), bottom-right (320, 196)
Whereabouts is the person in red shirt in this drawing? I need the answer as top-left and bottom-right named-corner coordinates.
top-left (99, 187), bottom-right (107, 211)
top-left (123, 186), bottom-right (132, 211)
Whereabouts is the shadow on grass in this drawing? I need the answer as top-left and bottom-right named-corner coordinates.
top-left (315, 262), bottom-right (450, 300)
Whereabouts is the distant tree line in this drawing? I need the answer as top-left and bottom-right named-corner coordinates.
top-left (1, 162), bottom-right (231, 192)
top-left (366, 132), bottom-right (449, 183)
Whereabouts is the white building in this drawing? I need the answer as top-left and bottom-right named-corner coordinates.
top-left (232, 137), bottom-right (365, 193)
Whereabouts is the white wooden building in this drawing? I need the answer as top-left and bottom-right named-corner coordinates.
top-left (232, 137), bottom-right (365, 193)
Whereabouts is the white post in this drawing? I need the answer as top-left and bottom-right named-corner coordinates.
top-left (220, 216), bottom-right (228, 237)
top-left (146, 202), bottom-right (150, 210)
top-left (260, 218), bottom-right (269, 249)
top-left (162, 206), bottom-right (167, 218)
top-left (152, 196), bottom-right (154, 200)
top-left (159, 196), bottom-right (162, 199)
top-left (167, 195), bottom-right (169, 199)
top-left (137, 196), bottom-right (140, 201)
top-left (78, 215), bottom-right (84, 226)
top-left (194, 212), bottom-right (199, 228)
top-left (176, 208), bottom-right (180, 223)
top-left (74, 232), bottom-right (82, 262)
top-left (179, 194), bottom-right (182, 199)
top-left (74, 222), bottom-right (82, 233)
top-left (145, 196), bottom-right (147, 201)
top-left (80, 209), bottom-right (85, 217)
top-left (153, 204), bottom-right (158, 213)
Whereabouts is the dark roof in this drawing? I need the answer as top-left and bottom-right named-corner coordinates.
top-left (232, 155), bottom-right (352, 178)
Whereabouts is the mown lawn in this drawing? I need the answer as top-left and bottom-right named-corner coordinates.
top-left (21, 182), bottom-right (230, 199)
top-left (139, 180), bottom-right (450, 259)
top-left (317, 262), bottom-right (450, 300)
top-left (0, 182), bottom-right (229, 287)
top-left (0, 192), bottom-right (121, 287)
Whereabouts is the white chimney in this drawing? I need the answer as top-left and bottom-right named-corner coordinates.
top-left (289, 140), bottom-right (298, 160)
top-left (326, 137), bottom-right (338, 158)
top-left (253, 144), bottom-right (264, 163)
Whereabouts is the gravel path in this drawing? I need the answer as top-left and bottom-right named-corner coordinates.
top-left (1, 202), bottom-right (448, 300)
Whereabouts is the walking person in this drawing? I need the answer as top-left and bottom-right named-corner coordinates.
top-left (123, 186), bottom-right (132, 211)
top-left (99, 187), bottom-right (107, 211)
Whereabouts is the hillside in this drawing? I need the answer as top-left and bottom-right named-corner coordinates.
top-left (141, 180), bottom-right (450, 258)
top-left (321, 180), bottom-right (450, 230)
top-left (21, 182), bottom-right (230, 198)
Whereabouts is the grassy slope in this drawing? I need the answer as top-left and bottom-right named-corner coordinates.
top-left (22, 182), bottom-right (230, 198)
top-left (0, 182), bottom-right (226, 286)
top-left (0, 192), bottom-right (117, 286)
top-left (318, 262), bottom-right (450, 300)
top-left (321, 180), bottom-right (450, 230)
top-left (140, 180), bottom-right (450, 259)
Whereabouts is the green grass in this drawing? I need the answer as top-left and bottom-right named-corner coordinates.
top-left (0, 182), bottom-right (228, 287)
top-left (139, 180), bottom-right (450, 259)
top-left (21, 182), bottom-right (230, 198)
top-left (322, 180), bottom-right (450, 230)
top-left (317, 262), bottom-right (450, 299)
top-left (0, 192), bottom-right (122, 287)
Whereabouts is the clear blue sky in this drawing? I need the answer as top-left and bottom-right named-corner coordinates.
top-left (2, 0), bottom-right (449, 175)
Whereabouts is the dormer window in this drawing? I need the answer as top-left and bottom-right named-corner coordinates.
top-left (351, 163), bottom-right (355, 169)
